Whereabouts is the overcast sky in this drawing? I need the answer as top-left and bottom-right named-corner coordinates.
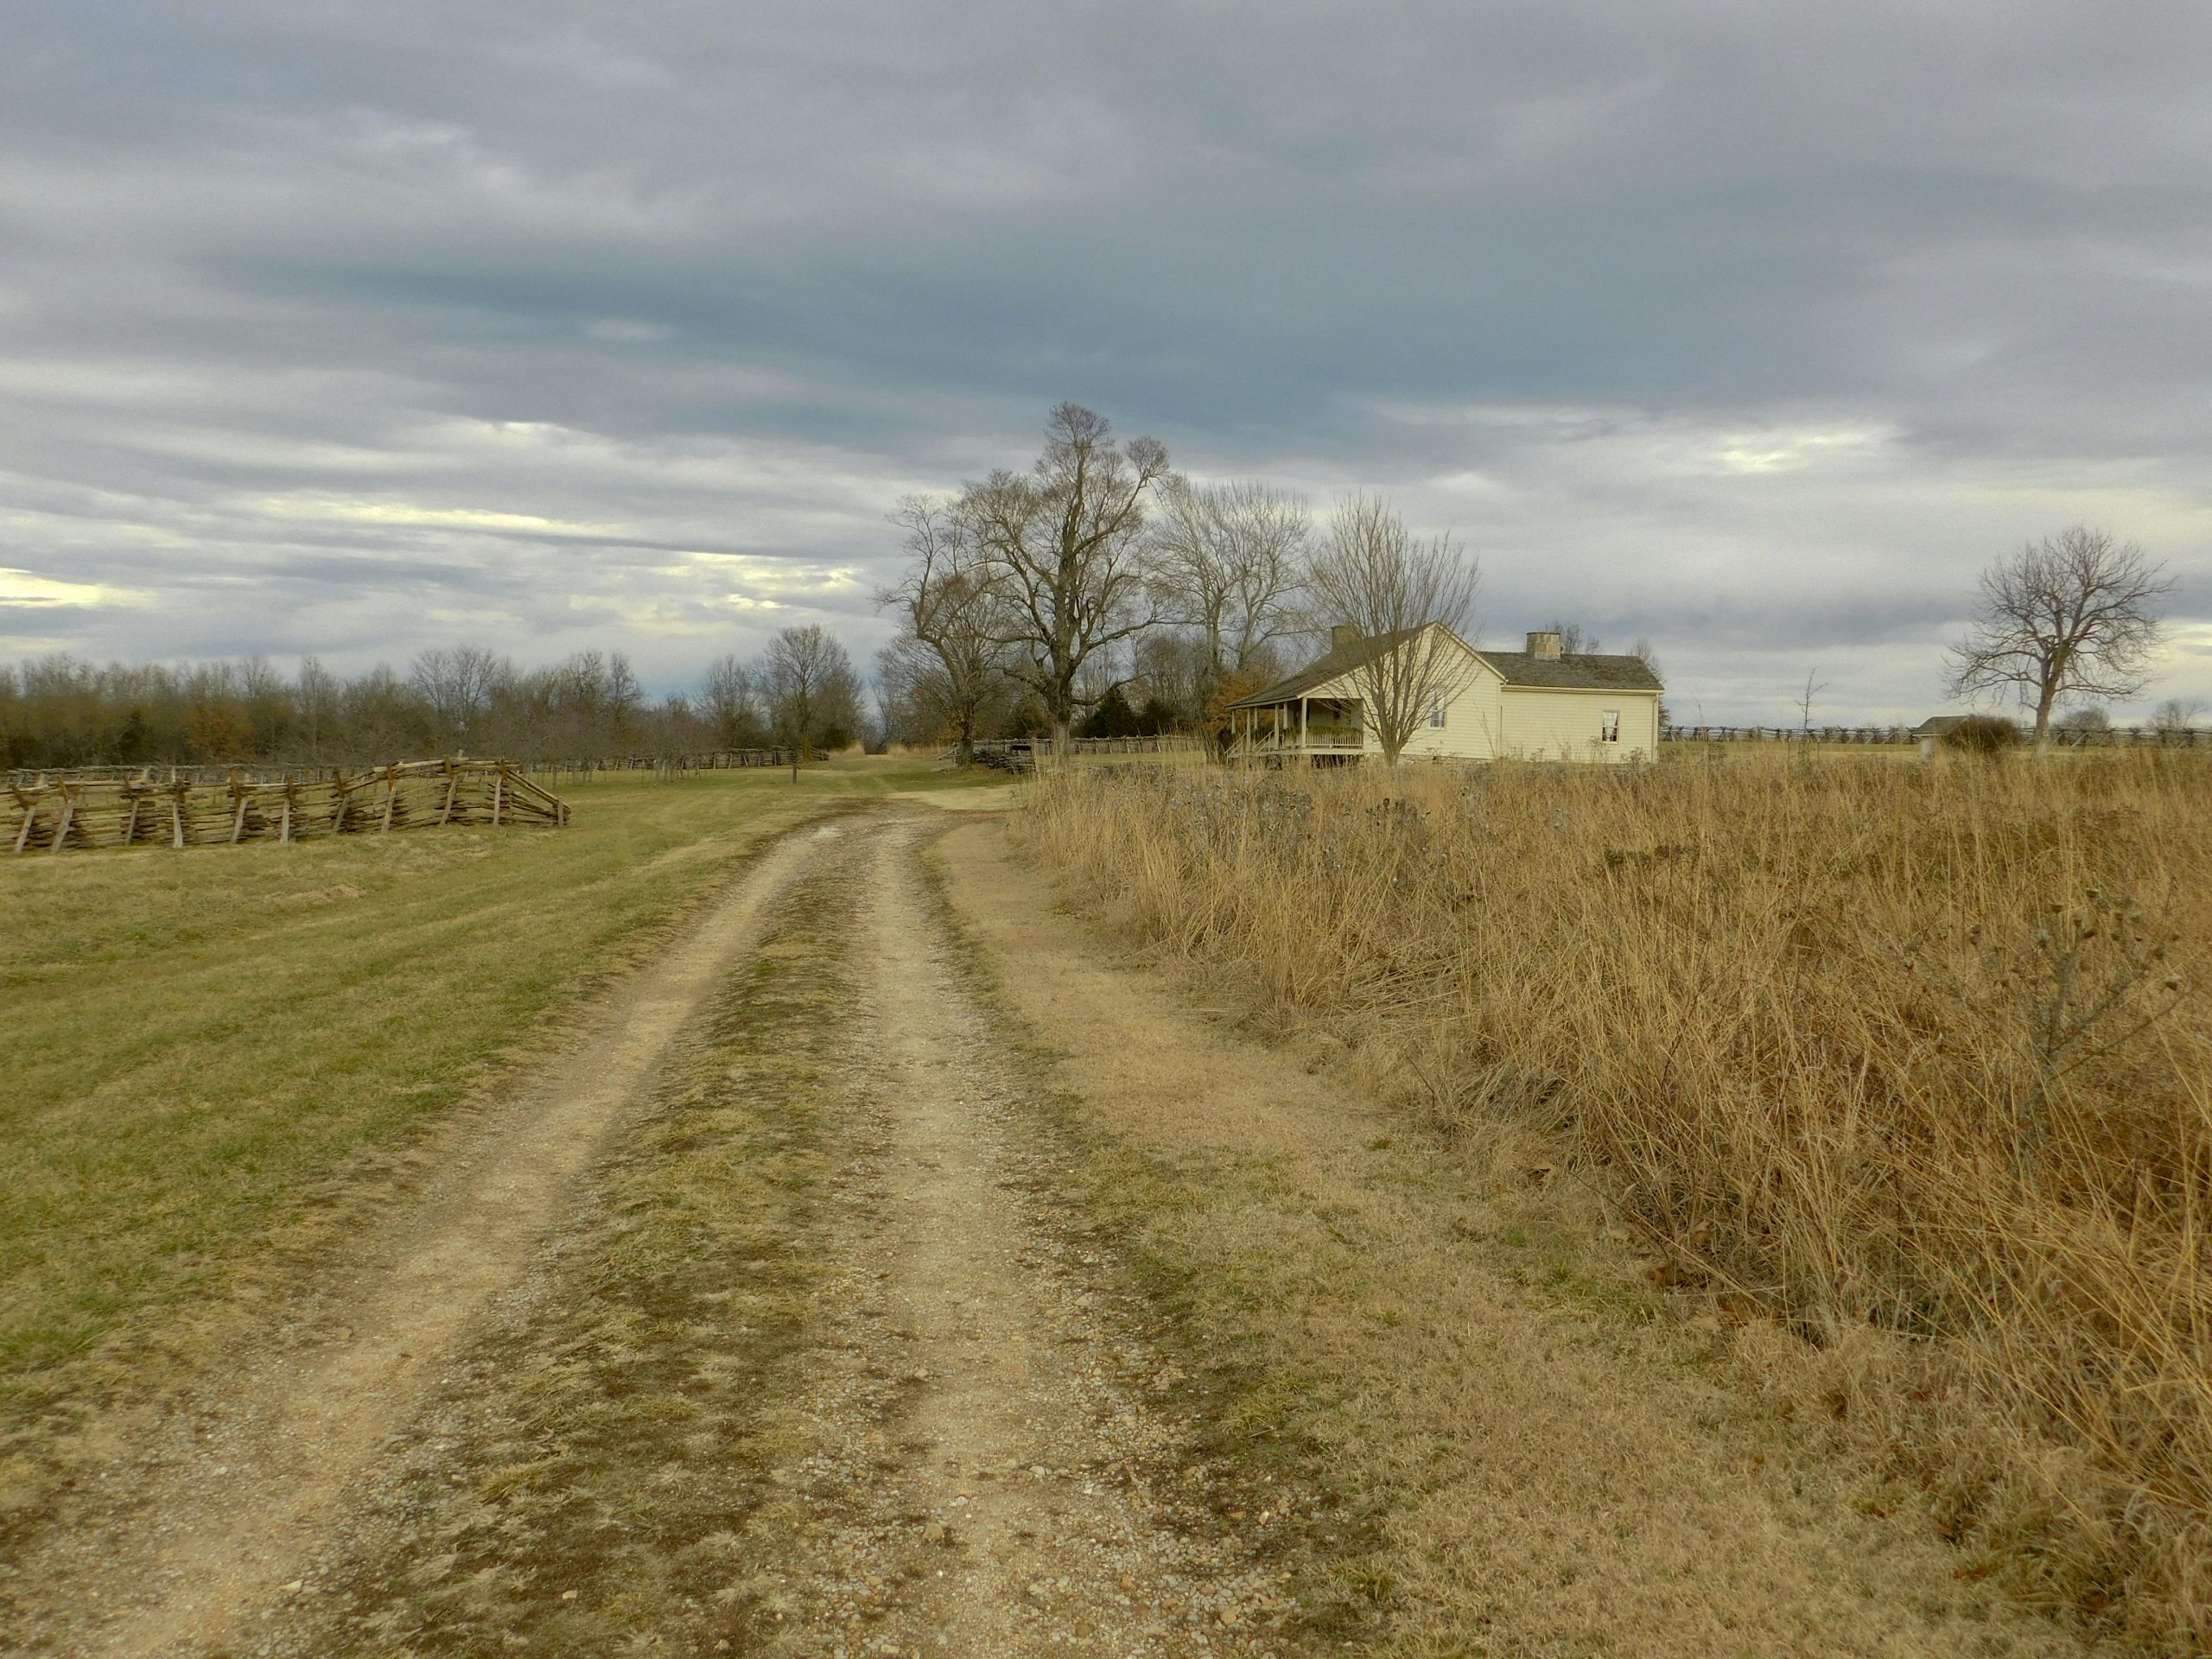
top-left (4, 2), bottom-right (2209, 722)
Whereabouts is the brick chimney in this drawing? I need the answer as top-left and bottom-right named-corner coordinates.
top-left (1526, 629), bottom-right (1563, 659)
top-left (1331, 624), bottom-right (1362, 652)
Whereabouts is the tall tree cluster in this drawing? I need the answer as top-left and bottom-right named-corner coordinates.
top-left (3, 626), bottom-right (865, 771)
top-left (878, 403), bottom-right (1492, 760)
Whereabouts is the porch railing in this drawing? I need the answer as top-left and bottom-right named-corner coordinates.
top-left (1231, 728), bottom-right (1365, 755)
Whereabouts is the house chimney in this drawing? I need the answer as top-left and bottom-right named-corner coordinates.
top-left (1331, 624), bottom-right (1362, 652)
top-left (1527, 629), bottom-right (1563, 659)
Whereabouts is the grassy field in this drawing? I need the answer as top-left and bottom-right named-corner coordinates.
top-left (0, 759), bottom-right (1004, 1439)
top-left (1021, 749), bottom-right (2212, 1652)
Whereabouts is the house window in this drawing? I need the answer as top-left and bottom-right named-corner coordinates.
top-left (1600, 709), bottom-right (1620, 743)
top-left (1428, 691), bottom-right (1450, 728)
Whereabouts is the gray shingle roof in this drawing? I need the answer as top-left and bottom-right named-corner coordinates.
top-left (1480, 651), bottom-right (1663, 691)
top-left (1226, 628), bottom-right (1662, 708)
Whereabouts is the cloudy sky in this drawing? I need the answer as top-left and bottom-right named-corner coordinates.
top-left (4, 1), bottom-right (2209, 722)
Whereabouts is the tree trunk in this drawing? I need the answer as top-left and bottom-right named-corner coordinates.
top-left (2032, 684), bottom-right (2057, 753)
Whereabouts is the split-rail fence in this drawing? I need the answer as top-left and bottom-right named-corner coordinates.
top-left (1664, 723), bottom-right (2209, 747)
top-left (4, 759), bottom-right (568, 856)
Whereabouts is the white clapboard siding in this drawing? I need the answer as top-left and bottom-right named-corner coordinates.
top-left (1500, 687), bottom-right (1659, 762)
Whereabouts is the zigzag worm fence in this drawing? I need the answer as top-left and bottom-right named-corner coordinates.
top-left (3, 760), bottom-right (569, 855)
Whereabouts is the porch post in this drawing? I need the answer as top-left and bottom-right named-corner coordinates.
top-left (1300, 696), bottom-right (1309, 753)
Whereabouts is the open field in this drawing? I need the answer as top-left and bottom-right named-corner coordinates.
top-left (0, 749), bottom-right (2189, 1656)
top-left (0, 760), bottom-right (1001, 1450)
top-left (1022, 750), bottom-right (2212, 1651)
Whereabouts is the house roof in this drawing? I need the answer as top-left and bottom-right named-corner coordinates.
top-left (1223, 628), bottom-right (1423, 709)
top-left (1479, 650), bottom-right (1663, 692)
top-left (1912, 715), bottom-right (1968, 736)
top-left (1226, 626), bottom-right (1662, 709)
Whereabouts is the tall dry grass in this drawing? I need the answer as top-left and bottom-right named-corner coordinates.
top-left (1021, 751), bottom-right (2212, 1649)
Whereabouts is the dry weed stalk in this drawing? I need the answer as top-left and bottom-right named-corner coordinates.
top-left (1020, 750), bottom-right (2212, 1649)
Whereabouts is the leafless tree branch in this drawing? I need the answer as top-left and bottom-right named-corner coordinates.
top-left (1305, 494), bottom-right (1481, 764)
top-left (1945, 526), bottom-right (2175, 750)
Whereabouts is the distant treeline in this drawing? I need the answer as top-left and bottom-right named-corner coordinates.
top-left (1, 626), bottom-right (867, 770)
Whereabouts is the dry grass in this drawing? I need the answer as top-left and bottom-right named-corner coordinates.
top-left (1021, 750), bottom-right (2212, 1651)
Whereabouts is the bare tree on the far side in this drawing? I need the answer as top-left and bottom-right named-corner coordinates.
top-left (1149, 477), bottom-right (1312, 709)
top-left (701, 654), bottom-right (766, 750)
top-left (1305, 494), bottom-right (1481, 764)
top-left (2152, 696), bottom-right (2206, 736)
top-left (761, 625), bottom-right (861, 778)
top-left (966, 404), bottom-right (1171, 753)
top-left (880, 495), bottom-right (1005, 766)
top-left (2055, 705), bottom-right (2112, 736)
top-left (410, 645), bottom-right (507, 752)
top-left (1946, 526), bottom-right (2176, 751)
top-left (1545, 622), bottom-right (1663, 680)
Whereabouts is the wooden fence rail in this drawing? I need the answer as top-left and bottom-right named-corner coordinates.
top-left (3, 759), bottom-right (567, 856)
top-left (512, 749), bottom-right (814, 787)
top-left (1664, 725), bottom-right (2209, 747)
top-left (3, 748), bottom-right (814, 792)
top-left (959, 734), bottom-right (1212, 772)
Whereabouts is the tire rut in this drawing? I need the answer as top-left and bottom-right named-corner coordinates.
top-left (766, 815), bottom-right (1289, 1656)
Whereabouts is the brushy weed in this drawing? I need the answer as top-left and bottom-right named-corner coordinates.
top-left (1021, 750), bottom-right (2212, 1651)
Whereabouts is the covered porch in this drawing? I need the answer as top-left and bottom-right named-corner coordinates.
top-left (1228, 696), bottom-right (1366, 763)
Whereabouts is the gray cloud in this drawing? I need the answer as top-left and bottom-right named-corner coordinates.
top-left (3, 0), bottom-right (2209, 720)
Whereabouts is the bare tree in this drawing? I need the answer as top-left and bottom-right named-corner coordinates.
top-left (876, 632), bottom-right (1011, 751)
top-left (296, 655), bottom-right (340, 765)
top-left (2056, 704), bottom-right (2112, 736)
top-left (965, 404), bottom-right (1171, 753)
top-left (701, 654), bottom-right (766, 750)
top-left (1149, 477), bottom-right (1311, 708)
top-left (1548, 620), bottom-right (1602, 655)
top-left (2152, 696), bottom-right (2206, 736)
top-left (760, 625), bottom-right (861, 777)
top-left (880, 495), bottom-right (1007, 765)
top-left (1305, 494), bottom-right (1481, 764)
top-left (1130, 628), bottom-right (1214, 728)
top-left (1946, 526), bottom-right (2176, 751)
top-left (1796, 668), bottom-right (1828, 740)
top-left (410, 645), bottom-right (506, 752)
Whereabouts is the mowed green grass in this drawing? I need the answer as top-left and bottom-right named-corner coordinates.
top-left (0, 758), bottom-right (1007, 1420)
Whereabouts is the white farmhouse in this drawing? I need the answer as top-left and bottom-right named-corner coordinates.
top-left (1226, 626), bottom-right (1663, 764)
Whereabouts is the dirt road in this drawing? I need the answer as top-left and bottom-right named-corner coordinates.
top-left (3, 804), bottom-right (2102, 1657)
top-left (5, 809), bottom-right (1288, 1657)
